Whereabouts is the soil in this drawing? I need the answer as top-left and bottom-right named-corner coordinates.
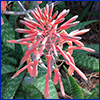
top-left (4, 1), bottom-right (99, 99)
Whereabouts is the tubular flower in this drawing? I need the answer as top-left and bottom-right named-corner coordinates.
top-left (1, 1), bottom-right (6, 25)
top-left (7, 3), bottom-right (95, 98)
top-left (44, 74), bottom-right (50, 98)
top-left (37, 1), bottom-right (42, 4)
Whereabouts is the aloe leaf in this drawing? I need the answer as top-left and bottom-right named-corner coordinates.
top-left (56, 1), bottom-right (66, 12)
top-left (21, 79), bottom-right (44, 99)
top-left (2, 70), bottom-right (26, 99)
top-left (1, 56), bottom-right (18, 66)
top-left (77, 1), bottom-right (93, 21)
top-left (65, 14), bottom-right (73, 20)
top-left (1, 75), bottom-right (9, 99)
top-left (14, 31), bottom-right (24, 59)
top-left (1, 65), bottom-right (16, 75)
top-left (89, 83), bottom-right (99, 99)
top-left (14, 91), bottom-right (27, 99)
top-left (73, 53), bottom-right (99, 71)
top-left (14, 84), bottom-right (29, 99)
top-left (88, 90), bottom-right (97, 99)
top-left (63, 66), bottom-right (84, 99)
top-left (80, 87), bottom-right (92, 99)
top-left (21, 67), bottom-right (59, 99)
top-left (68, 76), bottom-right (84, 99)
top-left (1, 44), bottom-right (23, 64)
top-left (87, 12), bottom-right (99, 16)
top-left (1, 14), bottom-right (15, 49)
top-left (1, 45), bottom-right (15, 57)
top-left (66, 20), bottom-right (98, 33)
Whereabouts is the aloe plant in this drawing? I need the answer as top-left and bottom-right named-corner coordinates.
top-left (1, 1), bottom-right (99, 99)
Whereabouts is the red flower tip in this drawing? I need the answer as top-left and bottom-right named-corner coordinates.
top-left (58, 73), bottom-right (65, 96)
top-left (11, 62), bottom-right (34, 79)
top-left (44, 74), bottom-right (50, 99)
top-left (46, 55), bottom-right (51, 79)
top-left (37, 1), bottom-right (42, 4)
top-left (1, 17), bottom-right (4, 25)
top-left (53, 68), bottom-right (59, 85)
top-left (32, 59), bottom-right (39, 77)
top-left (68, 66), bottom-right (74, 76)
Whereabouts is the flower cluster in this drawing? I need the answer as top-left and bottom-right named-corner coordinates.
top-left (7, 3), bottom-right (95, 98)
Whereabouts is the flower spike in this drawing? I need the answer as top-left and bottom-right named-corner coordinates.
top-left (7, 4), bottom-right (95, 98)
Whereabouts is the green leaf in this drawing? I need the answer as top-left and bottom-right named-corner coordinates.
top-left (21, 79), bottom-right (44, 99)
top-left (73, 53), bottom-right (99, 71)
top-left (88, 90), bottom-right (97, 99)
top-left (1, 65), bottom-right (16, 75)
top-left (1, 56), bottom-right (18, 66)
top-left (63, 66), bottom-right (84, 99)
top-left (89, 83), bottom-right (99, 99)
top-left (69, 76), bottom-right (84, 99)
top-left (66, 20), bottom-right (98, 33)
top-left (77, 1), bottom-right (93, 21)
top-left (14, 32), bottom-right (24, 60)
top-left (65, 14), bottom-right (73, 20)
top-left (1, 14), bottom-right (15, 49)
top-left (14, 84), bottom-right (27, 99)
top-left (21, 67), bottom-right (59, 99)
top-left (87, 12), bottom-right (99, 16)
top-left (2, 71), bottom-right (26, 99)
top-left (1, 75), bottom-right (9, 99)
top-left (14, 91), bottom-right (27, 99)
top-left (80, 87), bottom-right (92, 99)
top-left (56, 1), bottom-right (66, 12)
top-left (1, 44), bottom-right (15, 57)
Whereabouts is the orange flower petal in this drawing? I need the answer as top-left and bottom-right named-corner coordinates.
top-left (1, 1), bottom-right (6, 12)
top-left (46, 55), bottom-right (51, 79)
top-left (37, 1), bottom-right (42, 4)
top-left (1, 17), bottom-right (4, 25)
top-left (44, 74), bottom-right (50, 98)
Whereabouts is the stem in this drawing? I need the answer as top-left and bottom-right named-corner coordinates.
top-left (16, 1), bottom-right (31, 18)
top-left (2, 1), bottom-right (62, 15)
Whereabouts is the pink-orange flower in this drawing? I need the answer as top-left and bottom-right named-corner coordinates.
top-left (7, 3), bottom-right (95, 98)
top-left (1, 1), bottom-right (6, 25)
top-left (37, 1), bottom-right (42, 4)
top-left (1, 17), bottom-right (4, 25)
top-left (44, 74), bottom-right (50, 98)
